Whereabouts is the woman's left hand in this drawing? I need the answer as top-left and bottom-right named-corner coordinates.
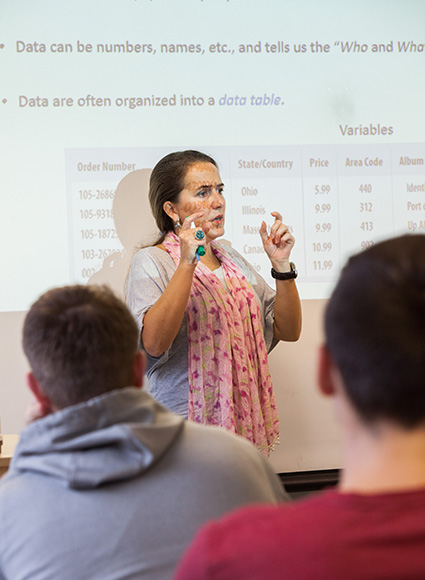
top-left (259, 211), bottom-right (295, 269)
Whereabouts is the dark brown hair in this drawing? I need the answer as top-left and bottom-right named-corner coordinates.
top-left (325, 234), bottom-right (425, 427)
top-left (23, 285), bottom-right (139, 409)
top-left (148, 150), bottom-right (217, 244)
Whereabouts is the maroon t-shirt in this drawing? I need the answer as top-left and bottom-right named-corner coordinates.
top-left (175, 488), bottom-right (425, 580)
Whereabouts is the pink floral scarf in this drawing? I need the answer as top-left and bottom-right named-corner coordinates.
top-left (164, 232), bottom-right (279, 456)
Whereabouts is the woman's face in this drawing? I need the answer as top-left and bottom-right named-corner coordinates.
top-left (170, 162), bottom-right (226, 241)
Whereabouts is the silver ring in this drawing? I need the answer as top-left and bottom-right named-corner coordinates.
top-left (195, 230), bottom-right (205, 240)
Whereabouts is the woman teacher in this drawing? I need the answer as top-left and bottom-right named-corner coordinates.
top-left (126, 150), bottom-right (301, 456)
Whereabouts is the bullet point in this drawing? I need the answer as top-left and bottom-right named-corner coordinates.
top-left (2, 99), bottom-right (7, 104)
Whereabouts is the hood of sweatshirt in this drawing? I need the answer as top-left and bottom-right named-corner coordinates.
top-left (10, 388), bottom-right (184, 489)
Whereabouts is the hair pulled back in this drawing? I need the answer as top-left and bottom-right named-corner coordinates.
top-left (149, 150), bottom-right (217, 244)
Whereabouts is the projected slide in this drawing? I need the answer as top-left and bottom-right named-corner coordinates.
top-left (66, 144), bottom-right (425, 300)
top-left (1, 0), bottom-right (425, 310)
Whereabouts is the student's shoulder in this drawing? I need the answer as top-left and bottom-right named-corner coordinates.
top-left (207, 487), bottom-right (338, 541)
top-left (175, 489), bottom-right (340, 580)
top-left (181, 421), bottom-right (282, 488)
top-left (182, 420), bottom-right (258, 455)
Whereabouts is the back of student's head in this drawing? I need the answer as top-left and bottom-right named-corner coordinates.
top-left (325, 234), bottom-right (425, 428)
top-left (23, 284), bottom-right (139, 409)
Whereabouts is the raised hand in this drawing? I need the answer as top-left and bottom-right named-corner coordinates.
top-left (177, 211), bottom-right (211, 264)
top-left (259, 211), bottom-right (295, 270)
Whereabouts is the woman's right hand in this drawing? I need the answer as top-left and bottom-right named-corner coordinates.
top-left (178, 211), bottom-right (210, 264)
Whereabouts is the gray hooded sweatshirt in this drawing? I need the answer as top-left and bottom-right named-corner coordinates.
top-left (0, 388), bottom-right (285, 580)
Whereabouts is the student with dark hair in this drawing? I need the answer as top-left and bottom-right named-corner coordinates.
top-left (0, 285), bottom-right (285, 580)
top-left (175, 234), bottom-right (425, 580)
top-left (126, 150), bottom-right (301, 456)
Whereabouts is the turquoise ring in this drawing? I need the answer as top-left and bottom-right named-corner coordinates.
top-left (195, 230), bottom-right (205, 240)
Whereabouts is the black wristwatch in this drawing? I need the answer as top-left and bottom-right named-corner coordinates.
top-left (271, 262), bottom-right (298, 280)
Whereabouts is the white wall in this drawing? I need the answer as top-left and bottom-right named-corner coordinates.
top-left (268, 300), bottom-right (342, 472)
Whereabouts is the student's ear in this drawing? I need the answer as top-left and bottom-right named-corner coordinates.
top-left (26, 372), bottom-right (55, 416)
top-left (317, 344), bottom-right (337, 397)
top-left (133, 350), bottom-right (146, 389)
